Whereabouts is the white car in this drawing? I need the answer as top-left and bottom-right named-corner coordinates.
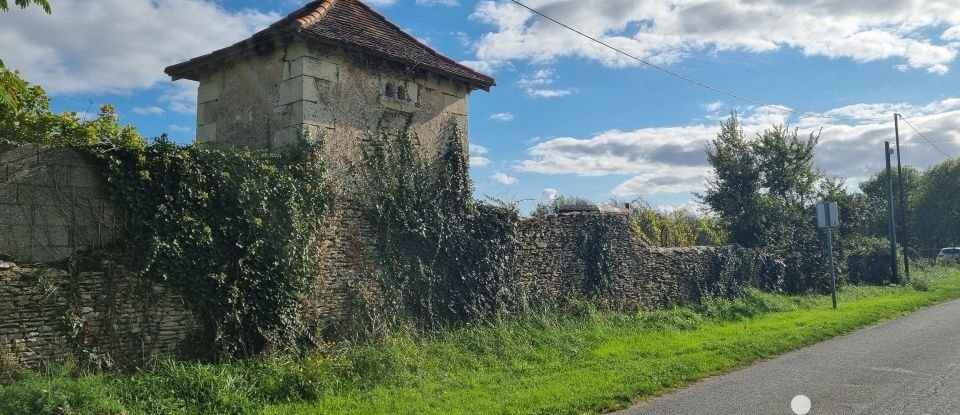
top-left (938, 247), bottom-right (960, 262)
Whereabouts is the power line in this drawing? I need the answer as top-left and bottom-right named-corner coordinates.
top-left (509, 0), bottom-right (853, 122)
top-left (510, 0), bottom-right (960, 155)
top-left (897, 114), bottom-right (954, 159)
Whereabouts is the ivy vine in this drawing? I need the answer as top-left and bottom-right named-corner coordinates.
top-left (352, 123), bottom-right (519, 328)
top-left (87, 136), bottom-right (332, 356)
top-left (579, 215), bottom-right (616, 298)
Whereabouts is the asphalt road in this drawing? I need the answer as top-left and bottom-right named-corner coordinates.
top-left (615, 299), bottom-right (960, 415)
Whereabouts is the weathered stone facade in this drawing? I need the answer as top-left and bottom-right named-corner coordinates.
top-left (0, 260), bottom-right (198, 369)
top-left (193, 43), bottom-right (471, 173)
top-left (0, 144), bottom-right (119, 263)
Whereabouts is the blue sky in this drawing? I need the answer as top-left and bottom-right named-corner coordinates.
top-left (2, 0), bottom-right (959, 213)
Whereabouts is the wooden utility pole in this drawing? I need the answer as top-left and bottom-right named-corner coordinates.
top-left (894, 114), bottom-right (910, 277)
top-left (885, 141), bottom-right (900, 283)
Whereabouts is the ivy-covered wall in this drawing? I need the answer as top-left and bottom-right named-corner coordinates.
top-left (0, 136), bottom-right (788, 366)
top-left (0, 259), bottom-right (198, 370)
top-left (515, 212), bottom-right (782, 310)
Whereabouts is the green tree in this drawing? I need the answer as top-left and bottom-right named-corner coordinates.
top-left (701, 112), bottom-right (827, 292)
top-left (0, 0), bottom-right (50, 13)
top-left (0, 68), bottom-right (144, 150)
top-left (857, 166), bottom-right (922, 241)
top-left (912, 159), bottom-right (960, 255)
top-left (699, 112), bottom-right (763, 246)
top-left (1, 0), bottom-right (50, 109)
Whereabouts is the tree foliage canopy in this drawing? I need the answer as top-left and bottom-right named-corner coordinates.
top-left (700, 113), bottom-right (829, 291)
top-left (0, 68), bottom-right (145, 150)
top-left (0, 0), bottom-right (50, 13)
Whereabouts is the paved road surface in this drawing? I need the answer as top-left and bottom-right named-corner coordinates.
top-left (615, 299), bottom-right (960, 415)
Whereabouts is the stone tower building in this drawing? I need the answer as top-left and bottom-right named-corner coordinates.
top-left (164, 0), bottom-right (494, 170)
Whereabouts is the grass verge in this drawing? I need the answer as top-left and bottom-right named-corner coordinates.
top-left (2, 267), bottom-right (959, 415)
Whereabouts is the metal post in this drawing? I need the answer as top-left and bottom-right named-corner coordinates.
top-left (885, 141), bottom-right (900, 283)
top-left (827, 228), bottom-right (836, 309)
top-left (894, 114), bottom-right (910, 277)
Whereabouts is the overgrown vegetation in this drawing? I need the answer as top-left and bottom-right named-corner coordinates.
top-left (2, 266), bottom-right (957, 415)
top-left (531, 196), bottom-right (728, 248)
top-left (93, 137), bottom-right (332, 356)
top-left (350, 124), bottom-right (519, 331)
top-left (579, 215), bottom-right (615, 297)
top-left (889, 159), bottom-right (960, 255)
top-left (699, 113), bottom-right (830, 292)
top-left (624, 200), bottom-right (729, 247)
top-left (0, 67), bottom-right (143, 151)
top-left (2, 66), bottom-right (333, 357)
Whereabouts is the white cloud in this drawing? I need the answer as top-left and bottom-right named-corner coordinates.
top-left (527, 88), bottom-right (576, 98)
top-left (489, 112), bottom-right (514, 121)
top-left (0, 0), bottom-right (278, 95)
top-left (470, 157), bottom-right (491, 167)
top-left (654, 201), bottom-right (704, 214)
top-left (159, 81), bottom-right (199, 115)
top-left (365, 0), bottom-right (397, 6)
top-left (517, 68), bottom-right (576, 98)
top-left (459, 59), bottom-right (512, 74)
top-left (469, 144), bottom-right (489, 154)
top-left (492, 171), bottom-right (518, 185)
top-left (132, 106), bottom-right (165, 116)
top-left (541, 188), bottom-right (558, 200)
top-left (517, 68), bottom-right (555, 87)
top-left (702, 101), bottom-right (725, 112)
top-left (468, 0), bottom-right (960, 74)
top-left (167, 124), bottom-right (192, 132)
top-left (454, 31), bottom-right (471, 46)
top-left (416, 0), bottom-right (458, 5)
top-left (516, 98), bottom-right (960, 196)
top-left (612, 168), bottom-right (710, 195)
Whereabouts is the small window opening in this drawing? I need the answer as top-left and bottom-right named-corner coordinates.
top-left (397, 85), bottom-right (407, 101)
top-left (385, 82), bottom-right (396, 98)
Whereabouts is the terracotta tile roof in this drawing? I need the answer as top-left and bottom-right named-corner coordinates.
top-left (164, 0), bottom-right (495, 90)
top-left (293, 0), bottom-right (336, 28)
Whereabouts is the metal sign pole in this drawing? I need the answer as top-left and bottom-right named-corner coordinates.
top-left (817, 201), bottom-right (839, 309)
top-left (827, 228), bottom-right (836, 309)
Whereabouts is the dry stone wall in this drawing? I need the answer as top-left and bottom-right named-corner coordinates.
top-left (515, 212), bottom-right (781, 311)
top-left (0, 260), bottom-right (199, 369)
top-left (307, 198), bottom-right (386, 332)
top-left (0, 143), bottom-right (119, 263)
top-left (0, 143), bottom-right (784, 364)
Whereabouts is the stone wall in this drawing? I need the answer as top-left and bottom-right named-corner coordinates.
top-left (0, 260), bottom-right (199, 369)
top-left (0, 143), bottom-right (119, 263)
top-left (515, 212), bottom-right (779, 311)
top-left (0, 144), bottom-right (783, 363)
top-left (307, 198), bottom-right (385, 332)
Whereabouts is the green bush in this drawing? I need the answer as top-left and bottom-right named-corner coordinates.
top-left (0, 367), bottom-right (123, 415)
top-left (846, 237), bottom-right (905, 284)
top-left (909, 276), bottom-right (931, 291)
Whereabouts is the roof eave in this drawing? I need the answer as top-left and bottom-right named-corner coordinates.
top-left (164, 28), bottom-right (292, 81)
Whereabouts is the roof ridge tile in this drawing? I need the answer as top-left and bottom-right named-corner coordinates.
top-left (293, 0), bottom-right (337, 29)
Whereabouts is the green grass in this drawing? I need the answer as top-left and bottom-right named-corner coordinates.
top-left (3, 267), bottom-right (959, 415)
